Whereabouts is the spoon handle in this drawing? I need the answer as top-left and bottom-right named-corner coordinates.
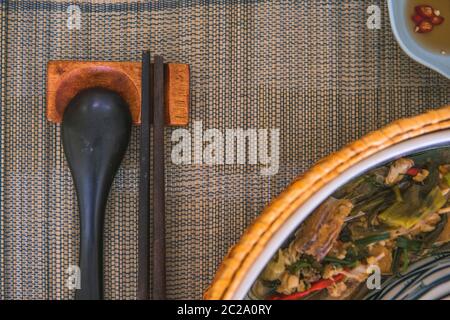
top-left (77, 195), bottom-right (104, 299)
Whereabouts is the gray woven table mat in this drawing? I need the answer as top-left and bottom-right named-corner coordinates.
top-left (0, 0), bottom-right (449, 299)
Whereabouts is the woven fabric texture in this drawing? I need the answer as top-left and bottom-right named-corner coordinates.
top-left (0, 0), bottom-right (450, 300)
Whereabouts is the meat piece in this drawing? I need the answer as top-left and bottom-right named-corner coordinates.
top-left (325, 279), bottom-right (364, 300)
top-left (260, 250), bottom-right (286, 281)
top-left (368, 244), bottom-right (393, 274)
top-left (385, 158), bottom-right (414, 185)
top-left (327, 281), bottom-right (348, 298)
top-left (292, 198), bottom-right (353, 261)
top-left (276, 272), bottom-right (300, 295)
top-left (437, 213), bottom-right (450, 245)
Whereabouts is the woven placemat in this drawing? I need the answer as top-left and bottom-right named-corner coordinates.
top-left (0, 0), bottom-right (449, 300)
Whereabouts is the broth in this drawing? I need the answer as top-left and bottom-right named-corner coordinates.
top-left (405, 0), bottom-right (450, 54)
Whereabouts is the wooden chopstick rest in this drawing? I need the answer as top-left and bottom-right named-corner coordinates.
top-left (47, 60), bottom-right (189, 126)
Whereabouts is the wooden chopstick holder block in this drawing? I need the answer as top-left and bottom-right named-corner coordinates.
top-left (47, 60), bottom-right (189, 126)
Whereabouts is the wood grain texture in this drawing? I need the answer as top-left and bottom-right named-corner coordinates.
top-left (204, 105), bottom-right (450, 300)
top-left (47, 60), bottom-right (190, 126)
top-left (164, 64), bottom-right (190, 126)
top-left (47, 61), bottom-right (142, 124)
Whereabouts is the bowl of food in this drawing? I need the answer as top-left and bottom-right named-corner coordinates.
top-left (388, 0), bottom-right (450, 79)
top-left (249, 149), bottom-right (450, 300)
top-left (205, 106), bottom-right (450, 300)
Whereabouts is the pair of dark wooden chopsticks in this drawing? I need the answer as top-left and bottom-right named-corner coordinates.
top-left (138, 51), bottom-right (166, 300)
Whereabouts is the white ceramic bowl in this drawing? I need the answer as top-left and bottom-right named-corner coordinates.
top-left (237, 130), bottom-right (450, 300)
top-left (388, 0), bottom-right (450, 79)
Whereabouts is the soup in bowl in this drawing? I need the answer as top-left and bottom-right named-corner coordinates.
top-left (251, 146), bottom-right (450, 300)
top-left (205, 106), bottom-right (450, 300)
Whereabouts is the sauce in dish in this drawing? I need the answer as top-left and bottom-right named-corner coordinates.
top-left (406, 0), bottom-right (450, 55)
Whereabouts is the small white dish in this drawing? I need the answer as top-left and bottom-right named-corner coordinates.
top-left (388, 0), bottom-right (450, 79)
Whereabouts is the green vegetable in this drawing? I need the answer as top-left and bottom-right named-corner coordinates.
top-left (378, 186), bottom-right (446, 229)
top-left (339, 226), bottom-right (352, 243)
top-left (401, 248), bottom-right (410, 273)
top-left (342, 174), bottom-right (387, 205)
top-left (262, 279), bottom-right (281, 289)
top-left (261, 250), bottom-right (285, 281)
top-left (392, 237), bottom-right (423, 273)
top-left (322, 256), bottom-right (354, 266)
top-left (419, 213), bottom-right (448, 247)
top-left (393, 186), bottom-right (403, 202)
top-left (354, 232), bottom-right (390, 246)
top-left (396, 236), bottom-right (422, 252)
top-left (287, 255), bottom-right (321, 274)
top-left (287, 261), bottom-right (311, 274)
top-left (346, 246), bottom-right (369, 261)
top-left (443, 173), bottom-right (450, 187)
top-left (392, 247), bottom-right (402, 275)
top-left (350, 192), bottom-right (391, 218)
top-left (323, 245), bottom-right (369, 268)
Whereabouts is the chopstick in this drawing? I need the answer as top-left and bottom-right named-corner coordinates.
top-left (137, 50), bottom-right (151, 300)
top-left (152, 55), bottom-right (166, 300)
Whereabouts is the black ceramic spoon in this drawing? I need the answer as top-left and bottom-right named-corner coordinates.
top-left (62, 87), bottom-right (132, 300)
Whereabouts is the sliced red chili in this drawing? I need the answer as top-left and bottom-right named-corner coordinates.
top-left (268, 273), bottom-right (346, 300)
top-left (406, 167), bottom-right (420, 176)
top-left (412, 14), bottom-right (424, 24)
top-left (416, 20), bottom-right (434, 33)
top-left (431, 16), bottom-right (444, 26)
top-left (415, 5), bottom-right (435, 18)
